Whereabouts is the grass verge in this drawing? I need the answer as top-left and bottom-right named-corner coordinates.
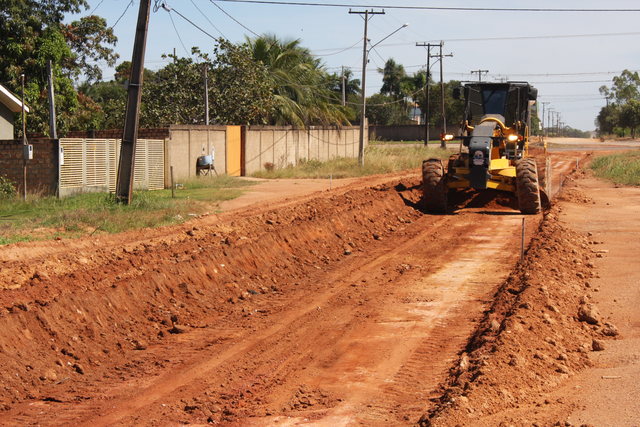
top-left (590, 151), bottom-right (640, 186)
top-left (252, 144), bottom-right (453, 179)
top-left (0, 176), bottom-right (255, 245)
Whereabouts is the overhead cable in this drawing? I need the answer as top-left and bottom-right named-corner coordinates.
top-left (216, 0), bottom-right (640, 13)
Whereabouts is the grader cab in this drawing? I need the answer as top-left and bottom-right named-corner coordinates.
top-left (422, 82), bottom-right (542, 214)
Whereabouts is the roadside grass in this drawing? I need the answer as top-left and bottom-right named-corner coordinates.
top-left (590, 151), bottom-right (640, 186)
top-left (0, 175), bottom-right (255, 245)
top-left (252, 144), bottom-right (453, 179)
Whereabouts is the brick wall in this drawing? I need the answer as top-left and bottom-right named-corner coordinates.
top-left (64, 128), bottom-right (170, 140)
top-left (0, 139), bottom-right (59, 196)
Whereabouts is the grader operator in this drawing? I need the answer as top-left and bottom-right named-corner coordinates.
top-left (422, 81), bottom-right (542, 214)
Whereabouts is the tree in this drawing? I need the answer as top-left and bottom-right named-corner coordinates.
top-left (611, 70), bottom-right (640, 104)
top-left (246, 34), bottom-right (348, 126)
top-left (597, 70), bottom-right (640, 137)
top-left (619, 99), bottom-right (640, 138)
top-left (379, 59), bottom-right (408, 100)
top-left (596, 105), bottom-right (619, 136)
top-left (0, 0), bottom-right (118, 135)
top-left (365, 94), bottom-right (411, 125)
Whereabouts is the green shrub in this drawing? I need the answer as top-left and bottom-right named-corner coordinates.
top-left (0, 176), bottom-right (16, 199)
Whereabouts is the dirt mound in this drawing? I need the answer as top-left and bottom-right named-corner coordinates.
top-left (419, 203), bottom-right (619, 426)
top-left (0, 180), bottom-right (424, 410)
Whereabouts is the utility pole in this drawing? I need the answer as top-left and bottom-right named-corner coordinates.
top-left (46, 60), bottom-right (57, 139)
top-left (349, 8), bottom-right (385, 166)
top-left (203, 63), bottom-right (209, 125)
top-left (431, 41), bottom-right (453, 148)
top-left (341, 66), bottom-right (346, 107)
top-left (470, 69), bottom-right (489, 82)
top-left (115, 0), bottom-right (151, 204)
top-left (416, 42), bottom-right (439, 145)
top-left (21, 74), bottom-right (27, 201)
top-left (541, 102), bottom-right (549, 138)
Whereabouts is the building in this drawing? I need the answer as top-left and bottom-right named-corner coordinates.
top-left (0, 84), bottom-right (29, 139)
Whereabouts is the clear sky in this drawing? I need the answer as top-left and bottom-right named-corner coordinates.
top-left (69, 0), bottom-right (640, 131)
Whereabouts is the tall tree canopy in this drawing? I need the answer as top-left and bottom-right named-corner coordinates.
top-left (596, 69), bottom-right (640, 137)
top-left (0, 0), bottom-right (118, 135)
top-left (246, 34), bottom-right (349, 126)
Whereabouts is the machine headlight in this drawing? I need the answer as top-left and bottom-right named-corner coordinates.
top-left (507, 134), bottom-right (519, 142)
top-left (443, 134), bottom-right (454, 141)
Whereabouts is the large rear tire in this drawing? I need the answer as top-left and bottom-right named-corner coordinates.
top-left (516, 158), bottom-right (542, 214)
top-left (422, 159), bottom-right (448, 213)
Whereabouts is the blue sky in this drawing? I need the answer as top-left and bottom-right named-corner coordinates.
top-left (69, 0), bottom-right (640, 131)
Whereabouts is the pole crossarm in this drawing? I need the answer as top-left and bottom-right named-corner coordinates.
top-left (470, 69), bottom-right (489, 82)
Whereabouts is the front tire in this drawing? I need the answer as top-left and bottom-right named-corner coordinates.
top-left (516, 158), bottom-right (542, 214)
top-left (422, 159), bottom-right (448, 213)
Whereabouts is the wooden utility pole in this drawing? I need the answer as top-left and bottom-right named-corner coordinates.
top-left (21, 74), bottom-right (27, 201)
top-left (470, 69), bottom-right (489, 82)
top-left (115, 0), bottom-right (151, 204)
top-left (349, 8), bottom-right (385, 166)
top-left (541, 101), bottom-right (550, 139)
top-left (416, 42), bottom-right (438, 145)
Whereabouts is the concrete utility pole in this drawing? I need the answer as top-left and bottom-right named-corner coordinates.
top-left (416, 42), bottom-right (439, 146)
top-left (115, 0), bottom-right (151, 204)
top-left (432, 41), bottom-right (453, 148)
top-left (341, 66), bottom-right (346, 106)
top-left (203, 63), bottom-right (210, 125)
top-left (349, 9), bottom-right (385, 166)
top-left (46, 60), bottom-right (57, 139)
top-left (470, 69), bottom-right (489, 82)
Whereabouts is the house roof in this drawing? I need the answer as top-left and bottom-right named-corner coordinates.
top-left (0, 84), bottom-right (30, 113)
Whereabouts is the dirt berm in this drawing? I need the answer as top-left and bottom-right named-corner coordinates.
top-left (0, 179), bottom-right (424, 413)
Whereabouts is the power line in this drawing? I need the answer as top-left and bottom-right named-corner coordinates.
top-left (315, 38), bottom-right (363, 56)
top-left (160, 3), bottom-right (220, 41)
top-left (312, 31), bottom-right (640, 54)
top-left (216, 0), bottom-right (640, 12)
top-left (111, 0), bottom-right (134, 29)
top-left (167, 9), bottom-right (190, 56)
top-left (90, 0), bottom-right (106, 14)
top-left (190, 0), bottom-right (227, 38)
top-left (209, 0), bottom-right (260, 37)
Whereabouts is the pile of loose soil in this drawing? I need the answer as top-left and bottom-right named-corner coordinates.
top-left (420, 197), bottom-right (619, 426)
top-left (0, 180), bottom-right (424, 408)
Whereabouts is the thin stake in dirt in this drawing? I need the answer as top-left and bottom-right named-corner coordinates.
top-left (170, 166), bottom-right (175, 198)
top-left (520, 218), bottom-right (525, 262)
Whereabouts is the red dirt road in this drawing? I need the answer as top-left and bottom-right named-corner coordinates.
top-left (0, 169), bottom-right (538, 426)
top-left (0, 148), bottom-right (633, 426)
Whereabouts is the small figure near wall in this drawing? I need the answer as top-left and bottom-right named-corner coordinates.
top-left (196, 147), bottom-right (217, 176)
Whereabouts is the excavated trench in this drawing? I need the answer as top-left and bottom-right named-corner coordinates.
top-left (0, 167), bottom-right (585, 425)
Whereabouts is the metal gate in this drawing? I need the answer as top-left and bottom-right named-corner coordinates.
top-left (59, 138), bottom-right (165, 197)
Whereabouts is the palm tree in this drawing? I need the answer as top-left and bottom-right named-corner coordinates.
top-left (246, 34), bottom-right (349, 126)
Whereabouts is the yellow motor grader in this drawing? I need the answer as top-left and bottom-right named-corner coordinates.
top-left (422, 81), bottom-right (542, 214)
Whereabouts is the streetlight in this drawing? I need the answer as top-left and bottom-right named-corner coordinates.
top-left (354, 19), bottom-right (409, 166)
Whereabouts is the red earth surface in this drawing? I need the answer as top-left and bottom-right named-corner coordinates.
top-left (0, 142), bottom-right (637, 426)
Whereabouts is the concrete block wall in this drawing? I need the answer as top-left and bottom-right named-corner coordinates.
top-left (0, 139), bottom-right (58, 196)
top-left (244, 126), bottom-right (363, 175)
top-left (164, 125), bottom-right (227, 186)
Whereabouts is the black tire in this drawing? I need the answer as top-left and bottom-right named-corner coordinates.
top-left (422, 159), bottom-right (448, 213)
top-left (516, 158), bottom-right (542, 214)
